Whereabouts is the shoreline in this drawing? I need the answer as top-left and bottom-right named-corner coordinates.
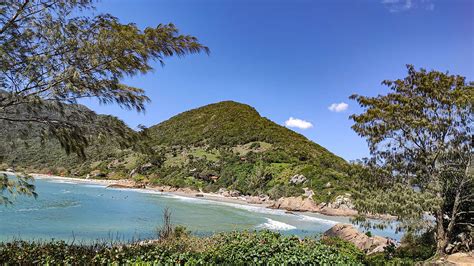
top-left (4, 171), bottom-right (276, 210)
top-left (2, 171), bottom-right (377, 219)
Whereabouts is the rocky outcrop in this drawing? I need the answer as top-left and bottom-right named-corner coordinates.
top-left (303, 188), bottom-right (314, 198)
top-left (289, 174), bottom-right (306, 185)
top-left (245, 194), bottom-right (271, 204)
top-left (445, 252), bottom-right (474, 266)
top-left (326, 194), bottom-right (354, 209)
top-left (90, 170), bottom-right (106, 178)
top-left (323, 223), bottom-right (393, 255)
top-left (218, 188), bottom-right (241, 197)
top-left (317, 194), bottom-right (358, 216)
top-left (269, 196), bottom-right (319, 212)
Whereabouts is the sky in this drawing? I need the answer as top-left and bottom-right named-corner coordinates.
top-left (80, 0), bottom-right (474, 161)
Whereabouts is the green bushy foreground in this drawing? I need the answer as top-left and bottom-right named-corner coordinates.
top-left (0, 231), bottom-right (357, 265)
top-left (0, 230), bottom-right (421, 265)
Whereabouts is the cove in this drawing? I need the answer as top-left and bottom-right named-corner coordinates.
top-left (1, 177), bottom-right (401, 243)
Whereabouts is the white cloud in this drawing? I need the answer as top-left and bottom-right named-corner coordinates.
top-left (328, 102), bottom-right (349, 112)
top-left (284, 117), bottom-right (313, 130)
top-left (382, 0), bottom-right (434, 12)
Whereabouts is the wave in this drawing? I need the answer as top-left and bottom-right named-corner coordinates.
top-left (74, 183), bottom-right (340, 226)
top-left (296, 214), bottom-right (339, 225)
top-left (257, 218), bottom-right (296, 231)
top-left (83, 184), bottom-right (107, 188)
top-left (45, 180), bottom-right (79, 185)
top-left (120, 189), bottom-right (340, 225)
top-left (15, 203), bottom-right (81, 212)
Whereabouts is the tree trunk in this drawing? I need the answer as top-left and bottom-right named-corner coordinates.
top-left (435, 210), bottom-right (448, 257)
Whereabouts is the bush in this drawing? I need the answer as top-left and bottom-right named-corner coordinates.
top-left (0, 231), bottom-right (363, 265)
top-left (321, 237), bottom-right (365, 262)
top-left (395, 230), bottom-right (436, 261)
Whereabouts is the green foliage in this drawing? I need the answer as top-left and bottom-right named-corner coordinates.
top-left (395, 230), bottom-right (436, 261)
top-left (350, 65), bottom-right (473, 254)
top-left (0, 0), bottom-right (208, 204)
top-left (0, 173), bottom-right (37, 205)
top-left (320, 237), bottom-right (365, 262)
top-left (0, 231), bottom-right (362, 265)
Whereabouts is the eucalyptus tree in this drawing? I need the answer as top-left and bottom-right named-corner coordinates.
top-left (0, 0), bottom-right (209, 204)
top-left (350, 65), bottom-right (473, 256)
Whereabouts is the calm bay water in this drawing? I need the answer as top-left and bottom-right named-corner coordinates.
top-left (1, 177), bottom-right (401, 242)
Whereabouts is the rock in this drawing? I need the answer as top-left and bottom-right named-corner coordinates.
top-left (90, 170), bottom-right (106, 178)
top-left (245, 194), bottom-right (271, 204)
top-left (218, 188), bottom-right (228, 195)
top-left (285, 211), bottom-right (295, 215)
top-left (259, 194), bottom-right (270, 201)
top-left (324, 182), bottom-right (332, 188)
top-left (229, 190), bottom-right (241, 197)
top-left (303, 187), bottom-right (314, 198)
top-left (289, 174), bottom-right (307, 185)
top-left (195, 194), bottom-right (204, 197)
top-left (328, 194), bottom-right (354, 210)
top-left (318, 207), bottom-right (358, 216)
top-left (140, 163), bottom-right (153, 171)
top-left (107, 183), bottom-right (134, 189)
top-left (209, 175), bottom-right (219, 182)
top-left (220, 189), bottom-right (241, 197)
top-left (129, 168), bottom-right (137, 177)
top-left (323, 224), bottom-right (393, 255)
top-left (270, 196), bottom-right (319, 212)
top-left (445, 252), bottom-right (474, 266)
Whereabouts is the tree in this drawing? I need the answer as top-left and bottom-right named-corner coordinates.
top-left (0, 0), bottom-right (209, 203)
top-left (350, 65), bottom-right (473, 256)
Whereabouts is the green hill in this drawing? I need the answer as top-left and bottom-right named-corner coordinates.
top-left (1, 101), bottom-right (351, 202)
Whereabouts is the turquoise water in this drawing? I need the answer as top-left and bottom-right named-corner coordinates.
top-left (0, 177), bottom-right (401, 242)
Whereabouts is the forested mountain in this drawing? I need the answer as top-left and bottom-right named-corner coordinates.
top-left (0, 101), bottom-right (351, 201)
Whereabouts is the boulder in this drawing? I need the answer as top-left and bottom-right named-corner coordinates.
top-left (327, 194), bottom-right (354, 210)
top-left (245, 194), bottom-right (271, 204)
top-left (289, 174), bottom-right (306, 185)
top-left (270, 196), bottom-right (319, 212)
top-left (323, 224), bottom-right (393, 255)
top-left (445, 252), bottom-right (474, 265)
top-left (229, 190), bottom-right (241, 197)
top-left (90, 170), bottom-right (106, 178)
top-left (303, 187), bottom-right (314, 198)
top-left (324, 182), bottom-right (332, 188)
top-left (140, 162), bottom-right (154, 171)
top-left (209, 175), bottom-right (220, 182)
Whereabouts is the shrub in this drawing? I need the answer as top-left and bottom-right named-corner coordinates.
top-left (0, 231), bottom-right (364, 265)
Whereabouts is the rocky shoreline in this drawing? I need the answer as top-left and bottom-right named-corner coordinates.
top-left (4, 171), bottom-right (390, 219)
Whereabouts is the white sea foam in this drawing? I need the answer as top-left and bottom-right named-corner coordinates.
top-left (130, 189), bottom-right (340, 225)
top-left (297, 214), bottom-right (339, 225)
top-left (257, 218), bottom-right (296, 231)
top-left (46, 180), bottom-right (78, 185)
top-left (77, 181), bottom-right (340, 226)
top-left (83, 184), bottom-right (107, 188)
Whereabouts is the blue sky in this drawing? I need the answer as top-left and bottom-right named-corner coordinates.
top-left (81, 0), bottom-right (474, 161)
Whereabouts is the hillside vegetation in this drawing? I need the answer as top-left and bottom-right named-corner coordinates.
top-left (0, 101), bottom-right (351, 202)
